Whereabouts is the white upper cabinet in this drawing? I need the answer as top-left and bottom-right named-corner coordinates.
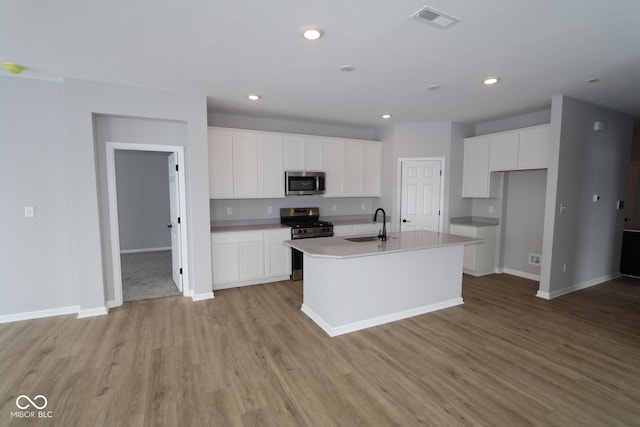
top-left (518, 125), bottom-right (550, 169)
top-left (488, 124), bottom-right (550, 172)
top-left (257, 133), bottom-right (284, 198)
top-left (324, 139), bottom-right (382, 197)
top-left (209, 128), bottom-right (284, 199)
top-left (463, 136), bottom-right (498, 198)
top-left (232, 132), bottom-right (259, 197)
top-left (362, 142), bottom-right (382, 196)
top-left (324, 140), bottom-right (345, 196)
top-left (489, 132), bottom-right (519, 171)
top-left (283, 136), bottom-right (324, 171)
top-left (208, 129), bottom-right (234, 198)
top-left (463, 124), bottom-right (550, 198)
top-left (209, 127), bottom-right (381, 199)
top-left (305, 138), bottom-right (324, 171)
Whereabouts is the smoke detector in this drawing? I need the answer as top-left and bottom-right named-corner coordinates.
top-left (411, 6), bottom-right (460, 29)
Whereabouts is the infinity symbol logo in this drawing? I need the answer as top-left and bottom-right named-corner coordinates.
top-left (16, 395), bottom-right (48, 410)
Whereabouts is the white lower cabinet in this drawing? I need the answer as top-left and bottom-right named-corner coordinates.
top-left (211, 228), bottom-right (291, 289)
top-left (450, 224), bottom-right (497, 276)
top-left (264, 229), bottom-right (292, 277)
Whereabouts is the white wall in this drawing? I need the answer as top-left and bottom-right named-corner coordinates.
top-left (381, 121), bottom-right (456, 232)
top-left (64, 79), bottom-right (212, 313)
top-left (540, 96), bottom-right (634, 298)
top-left (0, 77), bottom-right (77, 318)
top-left (502, 170), bottom-right (547, 277)
top-left (208, 112), bottom-right (375, 140)
top-left (114, 150), bottom-right (171, 251)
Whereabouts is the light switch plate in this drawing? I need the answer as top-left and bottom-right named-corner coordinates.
top-left (24, 206), bottom-right (35, 218)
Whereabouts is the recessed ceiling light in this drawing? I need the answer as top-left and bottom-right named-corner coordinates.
top-left (248, 94), bottom-right (261, 101)
top-left (381, 114), bottom-right (392, 119)
top-left (302, 26), bottom-right (324, 40)
top-left (427, 84), bottom-right (441, 91)
top-left (483, 77), bottom-right (499, 85)
top-left (340, 65), bottom-right (355, 72)
top-left (587, 78), bottom-right (600, 83)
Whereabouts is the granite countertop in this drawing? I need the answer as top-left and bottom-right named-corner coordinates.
top-left (450, 216), bottom-right (499, 227)
top-left (284, 230), bottom-right (480, 259)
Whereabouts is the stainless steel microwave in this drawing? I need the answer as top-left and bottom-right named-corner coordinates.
top-left (285, 171), bottom-right (326, 195)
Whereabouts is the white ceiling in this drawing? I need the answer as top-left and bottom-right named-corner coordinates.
top-left (2, 0), bottom-right (640, 128)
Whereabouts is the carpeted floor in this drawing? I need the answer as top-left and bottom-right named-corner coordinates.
top-left (120, 250), bottom-right (182, 302)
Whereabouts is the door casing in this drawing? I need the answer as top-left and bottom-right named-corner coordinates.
top-left (106, 142), bottom-right (190, 306)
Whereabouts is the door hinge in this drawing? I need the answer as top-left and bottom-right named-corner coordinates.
top-left (175, 164), bottom-right (179, 172)
top-left (439, 170), bottom-right (442, 176)
top-left (179, 268), bottom-right (183, 275)
top-left (439, 210), bottom-right (441, 216)
top-left (177, 217), bottom-right (181, 224)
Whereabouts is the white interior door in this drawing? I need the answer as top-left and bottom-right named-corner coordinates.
top-left (400, 159), bottom-right (443, 232)
top-left (168, 153), bottom-right (183, 292)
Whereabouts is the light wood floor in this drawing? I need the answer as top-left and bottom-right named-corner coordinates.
top-left (1, 274), bottom-right (639, 426)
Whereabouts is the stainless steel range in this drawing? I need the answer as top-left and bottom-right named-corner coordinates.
top-left (280, 207), bottom-right (333, 280)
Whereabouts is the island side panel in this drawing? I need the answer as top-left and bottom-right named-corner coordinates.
top-left (301, 244), bottom-right (464, 337)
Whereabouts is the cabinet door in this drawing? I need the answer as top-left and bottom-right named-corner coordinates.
top-left (518, 125), bottom-right (550, 169)
top-left (283, 135), bottom-right (305, 170)
top-left (211, 242), bottom-right (239, 285)
top-left (489, 132), bottom-right (519, 171)
top-left (305, 138), bottom-right (324, 171)
top-left (238, 241), bottom-right (264, 281)
top-left (324, 140), bottom-right (345, 196)
top-left (344, 142), bottom-right (364, 196)
top-left (362, 142), bottom-right (382, 196)
top-left (208, 129), bottom-right (234, 198)
top-left (264, 230), bottom-right (292, 277)
top-left (258, 133), bottom-right (285, 198)
top-left (463, 137), bottom-right (495, 198)
top-left (232, 132), bottom-right (259, 198)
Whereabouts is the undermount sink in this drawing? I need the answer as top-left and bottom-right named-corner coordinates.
top-left (343, 235), bottom-right (396, 242)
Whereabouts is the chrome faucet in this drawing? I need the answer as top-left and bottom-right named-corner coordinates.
top-left (373, 208), bottom-right (387, 241)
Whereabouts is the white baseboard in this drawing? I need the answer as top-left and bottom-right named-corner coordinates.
top-left (536, 272), bottom-right (621, 300)
top-left (120, 247), bottom-right (171, 254)
top-left (77, 306), bottom-right (109, 318)
top-left (0, 305), bottom-right (80, 324)
top-left (302, 297), bottom-right (464, 337)
top-left (500, 268), bottom-right (541, 282)
top-left (192, 292), bottom-right (215, 302)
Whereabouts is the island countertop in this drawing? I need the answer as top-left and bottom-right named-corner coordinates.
top-left (284, 230), bottom-right (480, 259)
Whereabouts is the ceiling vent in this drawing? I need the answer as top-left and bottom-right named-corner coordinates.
top-left (411, 6), bottom-right (460, 29)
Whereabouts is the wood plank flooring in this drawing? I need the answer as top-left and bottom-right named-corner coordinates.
top-left (1, 274), bottom-right (639, 426)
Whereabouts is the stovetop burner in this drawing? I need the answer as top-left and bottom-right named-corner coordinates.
top-left (280, 207), bottom-right (334, 239)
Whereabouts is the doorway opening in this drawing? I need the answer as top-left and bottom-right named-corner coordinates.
top-left (397, 158), bottom-right (445, 232)
top-left (106, 143), bottom-right (189, 306)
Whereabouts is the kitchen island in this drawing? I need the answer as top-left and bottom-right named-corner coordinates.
top-left (284, 230), bottom-right (480, 337)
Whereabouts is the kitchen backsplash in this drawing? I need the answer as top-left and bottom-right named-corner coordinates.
top-left (210, 197), bottom-right (378, 222)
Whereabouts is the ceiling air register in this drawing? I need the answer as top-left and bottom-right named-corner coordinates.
top-left (411, 6), bottom-right (460, 29)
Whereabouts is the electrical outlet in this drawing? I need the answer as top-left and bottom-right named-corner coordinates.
top-left (488, 205), bottom-right (494, 213)
top-left (24, 206), bottom-right (35, 218)
top-left (267, 206), bottom-right (272, 215)
top-left (563, 263), bottom-right (567, 273)
top-left (528, 253), bottom-right (541, 266)
top-left (332, 204), bottom-right (337, 212)
top-left (226, 207), bottom-right (232, 215)
top-left (361, 203), bottom-right (366, 211)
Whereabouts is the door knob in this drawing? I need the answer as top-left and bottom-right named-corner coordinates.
top-left (402, 219), bottom-right (411, 223)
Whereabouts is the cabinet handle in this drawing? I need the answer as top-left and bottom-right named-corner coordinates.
top-left (167, 224), bottom-right (173, 228)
